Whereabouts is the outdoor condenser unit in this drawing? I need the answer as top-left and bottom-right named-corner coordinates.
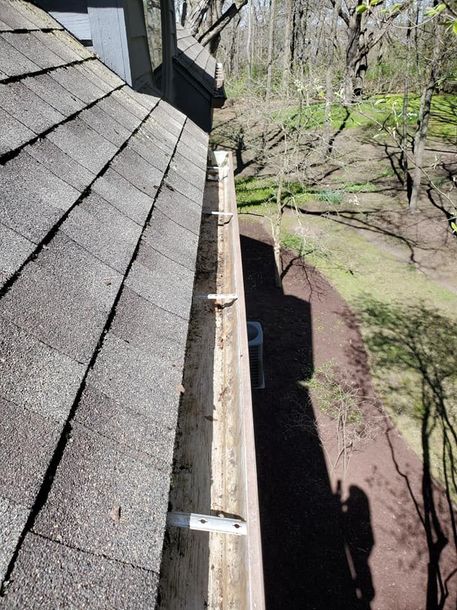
top-left (247, 321), bottom-right (265, 390)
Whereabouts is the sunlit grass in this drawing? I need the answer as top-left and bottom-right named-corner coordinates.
top-left (279, 215), bottom-right (457, 492)
top-left (277, 94), bottom-right (457, 141)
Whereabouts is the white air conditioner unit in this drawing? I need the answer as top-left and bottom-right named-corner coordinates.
top-left (247, 321), bottom-right (265, 390)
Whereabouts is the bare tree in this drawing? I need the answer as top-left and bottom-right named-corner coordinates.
top-left (265, 0), bottom-right (276, 101)
top-left (408, 10), bottom-right (445, 209)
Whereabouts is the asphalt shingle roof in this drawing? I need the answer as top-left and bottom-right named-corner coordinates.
top-left (0, 2), bottom-right (209, 606)
top-left (175, 24), bottom-right (218, 94)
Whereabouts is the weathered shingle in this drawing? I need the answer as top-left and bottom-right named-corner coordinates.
top-left (0, 0), bottom-right (62, 31)
top-left (1, 31), bottom-right (65, 70)
top-left (0, 495), bottom-right (28, 583)
top-left (165, 164), bottom-right (206, 203)
top-left (0, 233), bottom-right (123, 363)
top-left (85, 58), bottom-right (126, 90)
top-left (126, 248), bottom-right (195, 320)
top-left (0, 397), bottom-right (61, 507)
top-left (154, 183), bottom-right (203, 235)
top-left (23, 71), bottom-right (85, 116)
top-left (111, 87), bottom-right (150, 121)
top-left (0, 0), bottom-right (39, 31)
top-left (0, 80), bottom-right (65, 134)
top-left (60, 192), bottom-right (142, 274)
top-left (50, 64), bottom-right (106, 105)
top-left (25, 138), bottom-right (94, 191)
top-left (0, 315), bottom-right (85, 422)
top-left (48, 117), bottom-right (117, 175)
top-left (86, 334), bottom-right (182, 430)
top-left (92, 167), bottom-right (155, 226)
top-left (0, 222), bottom-right (35, 288)
top-left (111, 286), bottom-right (188, 365)
top-left (0, 151), bottom-right (80, 243)
top-left (96, 92), bottom-right (143, 133)
top-left (144, 206), bottom-right (199, 271)
top-left (79, 103), bottom-right (131, 147)
top-left (33, 424), bottom-right (171, 571)
top-left (75, 383), bottom-right (176, 467)
top-left (0, 107), bottom-right (34, 155)
top-left (4, 533), bottom-right (159, 610)
top-left (128, 129), bottom-right (170, 171)
top-left (110, 147), bottom-right (163, 197)
top-left (0, 34), bottom-right (39, 78)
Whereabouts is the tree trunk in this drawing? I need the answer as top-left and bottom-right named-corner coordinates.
top-left (400, 7), bottom-right (413, 199)
top-left (265, 0), bottom-right (276, 101)
top-left (246, 0), bottom-right (253, 81)
top-left (343, 3), bottom-right (365, 104)
top-left (186, 0), bottom-right (211, 36)
top-left (324, 0), bottom-right (342, 150)
top-left (273, 174), bottom-right (284, 289)
top-left (199, 1), bottom-right (248, 50)
top-left (408, 24), bottom-right (443, 210)
top-left (281, 0), bottom-right (293, 94)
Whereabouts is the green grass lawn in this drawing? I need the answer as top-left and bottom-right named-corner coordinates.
top-left (277, 94), bottom-right (457, 141)
top-left (236, 176), bottom-right (380, 212)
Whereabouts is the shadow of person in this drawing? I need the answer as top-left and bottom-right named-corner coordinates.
top-left (342, 485), bottom-right (375, 609)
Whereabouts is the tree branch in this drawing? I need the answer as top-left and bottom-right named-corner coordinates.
top-left (198, 0), bottom-right (248, 47)
top-left (328, 0), bottom-right (349, 27)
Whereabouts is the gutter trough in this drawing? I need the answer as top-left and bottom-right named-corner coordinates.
top-left (157, 151), bottom-right (265, 609)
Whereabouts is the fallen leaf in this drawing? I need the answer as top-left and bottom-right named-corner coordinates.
top-left (110, 505), bottom-right (121, 524)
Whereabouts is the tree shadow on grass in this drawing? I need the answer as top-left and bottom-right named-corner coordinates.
top-left (350, 297), bottom-right (457, 610)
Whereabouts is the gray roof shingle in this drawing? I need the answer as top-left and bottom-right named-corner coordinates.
top-left (0, 151), bottom-right (80, 245)
top-left (0, 315), bottom-right (85, 422)
top-left (0, 397), bottom-right (61, 507)
top-left (3, 533), bottom-right (159, 610)
top-left (0, 1), bottom-right (210, 604)
top-left (33, 423), bottom-right (171, 571)
top-left (0, 80), bottom-right (65, 134)
top-left (0, 233), bottom-right (123, 363)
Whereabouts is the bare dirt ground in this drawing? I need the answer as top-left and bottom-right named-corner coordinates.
top-left (240, 217), bottom-right (457, 610)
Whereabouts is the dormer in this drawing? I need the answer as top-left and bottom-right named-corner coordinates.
top-left (34, 0), bottom-right (175, 96)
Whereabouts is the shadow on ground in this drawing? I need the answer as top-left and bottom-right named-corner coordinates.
top-left (241, 233), bottom-right (374, 610)
top-left (345, 298), bottom-right (457, 610)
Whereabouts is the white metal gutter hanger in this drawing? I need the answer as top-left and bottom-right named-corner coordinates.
top-left (203, 211), bottom-right (233, 217)
top-left (167, 512), bottom-right (247, 536)
top-left (197, 293), bottom-right (238, 301)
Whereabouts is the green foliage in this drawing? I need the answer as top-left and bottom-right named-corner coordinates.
top-left (317, 190), bottom-right (344, 205)
top-left (307, 362), bottom-right (364, 426)
top-left (425, 2), bottom-right (447, 17)
top-left (342, 182), bottom-right (378, 193)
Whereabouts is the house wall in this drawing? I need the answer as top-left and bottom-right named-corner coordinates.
top-left (35, 0), bottom-right (159, 90)
top-left (170, 61), bottom-right (213, 132)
